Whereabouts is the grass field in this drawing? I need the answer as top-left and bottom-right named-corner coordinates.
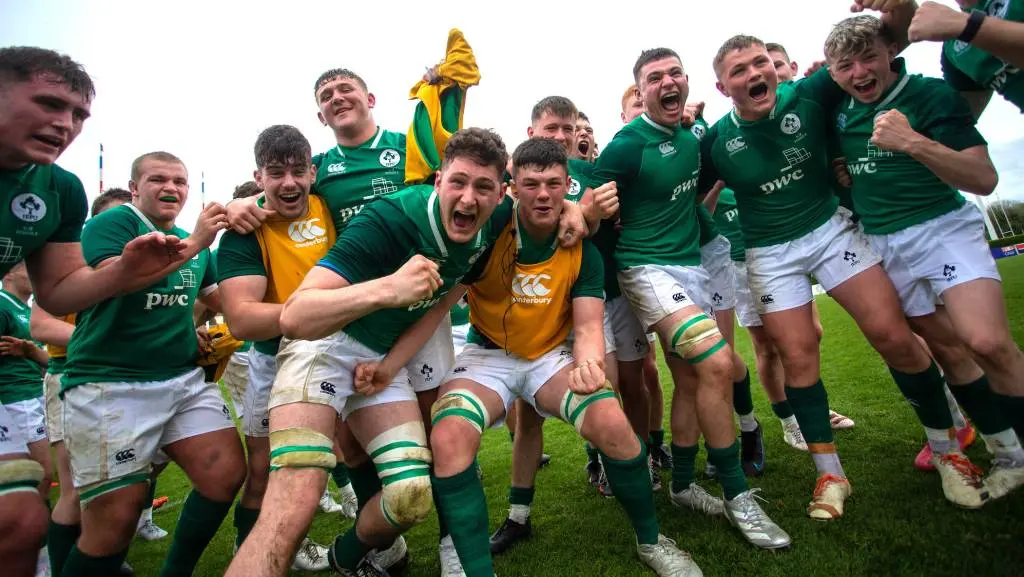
top-left (113, 257), bottom-right (1024, 576)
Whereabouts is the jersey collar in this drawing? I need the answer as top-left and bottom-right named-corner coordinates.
top-left (512, 200), bottom-right (559, 252)
top-left (640, 113), bottom-right (676, 136)
top-left (427, 189), bottom-right (482, 259)
top-left (0, 289), bottom-right (27, 310)
top-left (334, 126), bottom-right (384, 158)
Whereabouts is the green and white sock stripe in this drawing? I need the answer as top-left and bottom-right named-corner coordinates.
top-left (79, 472), bottom-right (149, 504)
top-left (268, 427), bottom-right (336, 472)
top-left (561, 386), bottom-right (618, 433)
top-left (368, 422), bottom-right (434, 527)
top-left (431, 389), bottom-right (490, 433)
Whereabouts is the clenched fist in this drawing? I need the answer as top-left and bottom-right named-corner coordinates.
top-left (568, 358), bottom-right (608, 395)
top-left (871, 109), bottom-right (918, 153)
top-left (592, 181), bottom-right (620, 220)
top-left (909, 1), bottom-right (971, 42)
top-left (353, 361), bottom-right (395, 396)
top-left (386, 255), bottom-right (442, 307)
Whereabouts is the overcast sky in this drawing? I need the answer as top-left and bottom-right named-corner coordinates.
top-left (3, 0), bottom-right (1022, 235)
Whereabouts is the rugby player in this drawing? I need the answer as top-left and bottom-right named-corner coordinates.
top-left (589, 48), bottom-right (790, 549)
top-left (59, 151), bottom-right (243, 576)
top-left (824, 14), bottom-right (1024, 499)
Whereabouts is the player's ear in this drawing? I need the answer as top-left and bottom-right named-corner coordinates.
top-left (309, 163), bottom-right (317, 181)
top-left (253, 169), bottom-right (263, 188)
top-left (317, 111), bottom-right (327, 126)
top-left (715, 81), bottom-right (728, 98)
top-left (526, 126), bottom-right (535, 138)
top-left (367, 92), bottom-right (376, 109)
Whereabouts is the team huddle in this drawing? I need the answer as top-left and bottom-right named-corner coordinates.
top-left (1, 0), bottom-right (1023, 576)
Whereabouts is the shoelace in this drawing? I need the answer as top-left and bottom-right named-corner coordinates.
top-left (649, 536), bottom-right (692, 561)
top-left (685, 485), bottom-right (721, 515)
top-left (784, 422), bottom-right (805, 441)
top-left (731, 489), bottom-right (771, 526)
top-left (939, 453), bottom-right (984, 486)
top-left (813, 474), bottom-right (846, 498)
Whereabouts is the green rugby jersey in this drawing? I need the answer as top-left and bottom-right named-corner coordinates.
top-left (216, 230), bottom-right (280, 356)
top-left (62, 205), bottom-right (217, 391)
top-left (697, 205), bottom-right (719, 247)
top-left (590, 113), bottom-right (704, 269)
top-left (836, 59), bottom-right (986, 234)
top-left (0, 163), bottom-right (88, 277)
top-left (566, 159), bottom-right (594, 204)
top-left (0, 290), bottom-right (43, 404)
top-left (317, 184), bottom-right (513, 354)
top-left (941, 0), bottom-right (1023, 112)
top-left (449, 298), bottom-right (470, 327)
top-left (312, 127), bottom-right (408, 232)
top-left (701, 69), bottom-right (846, 248)
top-left (712, 188), bottom-right (745, 262)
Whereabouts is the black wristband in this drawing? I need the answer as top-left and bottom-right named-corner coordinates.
top-left (958, 9), bottom-right (986, 43)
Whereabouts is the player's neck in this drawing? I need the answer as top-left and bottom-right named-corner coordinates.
top-left (334, 120), bottom-right (379, 148)
top-left (518, 211), bottom-right (557, 245)
top-left (733, 101), bottom-right (772, 122)
top-left (132, 201), bottom-right (176, 231)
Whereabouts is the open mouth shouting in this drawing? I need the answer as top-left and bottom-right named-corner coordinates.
top-left (277, 190), bottom-right (302, 208)
top-left (451, 208), bottom-right (477, 233)
top-left (31, 133), bottom-right (65, 153)
top-left (852, 78), bottom-right (878, 98)
top-left (660, 91), bottom-right (682, 113)
top-left (577, 140), bottom-right (590, 156)
top-left (748, 82), bottom-right (770, 103)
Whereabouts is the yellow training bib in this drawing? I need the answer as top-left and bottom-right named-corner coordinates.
top-left (254, 195), bottom-right (337, 304)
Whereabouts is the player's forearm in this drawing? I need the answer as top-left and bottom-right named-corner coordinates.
top-left (226, 302), bottom-right (285, 342)
top-left (905, 139), bottom-right (997, 195)
top-left (384, 287), bottom-right (466, 374)
top-left (884, 1), bottom-right (918, 53)
top-left (970, 17), bottom-right (1024, 69)
top-left (29, 309), bottom-right (74, 348)
top-left (36, 257), bottom-right (193, 316)
top-left (280, 277), bottom-right (397, 341)
top-left (28, 345), bottom-right (48, 367)
top-left (571, 298), bottom-right (607, 366)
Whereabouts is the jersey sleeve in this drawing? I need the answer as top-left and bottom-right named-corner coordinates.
top-left (50, 168), bottom-right (88, 243)
top-left (217, 232), bottom-right (267, 281)
top-left (917, 80), bottom-right (988, 151)
top-left (795, 67), bottom-right (847, 112)
top-left (697, 123), bottom-right (723, 194)
top-left (317, 201), bottom-right (409, 285)
top-left (941, 49), bottom-right (987, 92)
top-left (201, 249), bottom-right (218, 290)
top-left (570, 241), bottom-right (605, 299)
top-left (81, 207), bottom-right (139, 267)
top-left (589, 132), bottom-right (640, 191)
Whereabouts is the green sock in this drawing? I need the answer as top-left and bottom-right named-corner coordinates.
top-left (158, 490), bottom-right (232, 577)
top-left (785, 381), bottom-right (833, 444)
top-left (508, 485), bottom-right (534, 507)
top-left (670, 443), bottom-right (699, 493)
top-left (992, 392), bottom-right (1024, 439)
top-left (232, 504), bottom-right (260, 549)
top-left (771, 400), bottom-right (794, 420)
top-left (432, 462), bottom-right (494, 577)
top-left (432, 483), bottom-right (450, 539)
top-left (950, 376), bottom-right (1011, 436)
top-left (348, 460), bottom-right (381, 516)
top-left (601, 443), bottom-right (660, 545)
top-left (651, 429), bottom-right (665, 447)
top-left (331, 462), bottom-right (351, 488)
top-left (890, 362), bottom-right (954, 430)
top-left (61, 545), bottom-right (128, 577)
top-left (48, 521), bottom-right (80, 577)
top-left (733, 370), bottom-right (754, 416)
top-left (584, 442), bottom-right (600, 465)
top-left (706, 440), bottom-right (748, 500)
top-left (330, 529), bottom-right (374, 570)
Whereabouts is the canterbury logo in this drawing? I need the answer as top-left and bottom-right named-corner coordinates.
top-left (287, 218), bottom-right (326, 243)
top-left (511, 273), bottom-right (551, 297)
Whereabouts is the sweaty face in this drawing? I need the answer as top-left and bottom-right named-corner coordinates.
top-left (131, 159), bottom-right (189, 227)
top-left (828, 38), bottom-right (898, 104)
top-left (717, 45), bottom-right (778, 120)
top-left (0, 74), bottom-right (91, 169)
top-left (638, 57), bottom-right (689, 126)
top-left (316, 76), bottom-right (374, 134)
top-left (436, 157), bottom-right (505, 243)
top-left (256, 161), bottom-right (315, 219)
top-left (574, 119), bottom-right (595, 160)
top-left (768, 50), bottom-right (797, 83)
top-left (528, 112), bottom-right (577, 155)
top-left (512, 164), bottom-right (568, 232)
top-left (621, 91), bottom-right (644, 124)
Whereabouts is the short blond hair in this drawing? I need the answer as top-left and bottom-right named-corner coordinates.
top-left (824, 15), bottom-right (897, 62)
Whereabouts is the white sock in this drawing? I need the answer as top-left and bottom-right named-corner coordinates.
top-left (811, 451), bottom-right (845, 478)
top-left (925, 427), bottom-right (956, 455)
top-left (508, 504), bottom-right (530, 524)
top-left (943, 385), bottom-right (969, 429)
top-left (982, 428), bottom-right (1024, 464)
top-left (138, 506), bottom-right (153, 528)
top-left (737, 412), bottom-right (758, 433)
